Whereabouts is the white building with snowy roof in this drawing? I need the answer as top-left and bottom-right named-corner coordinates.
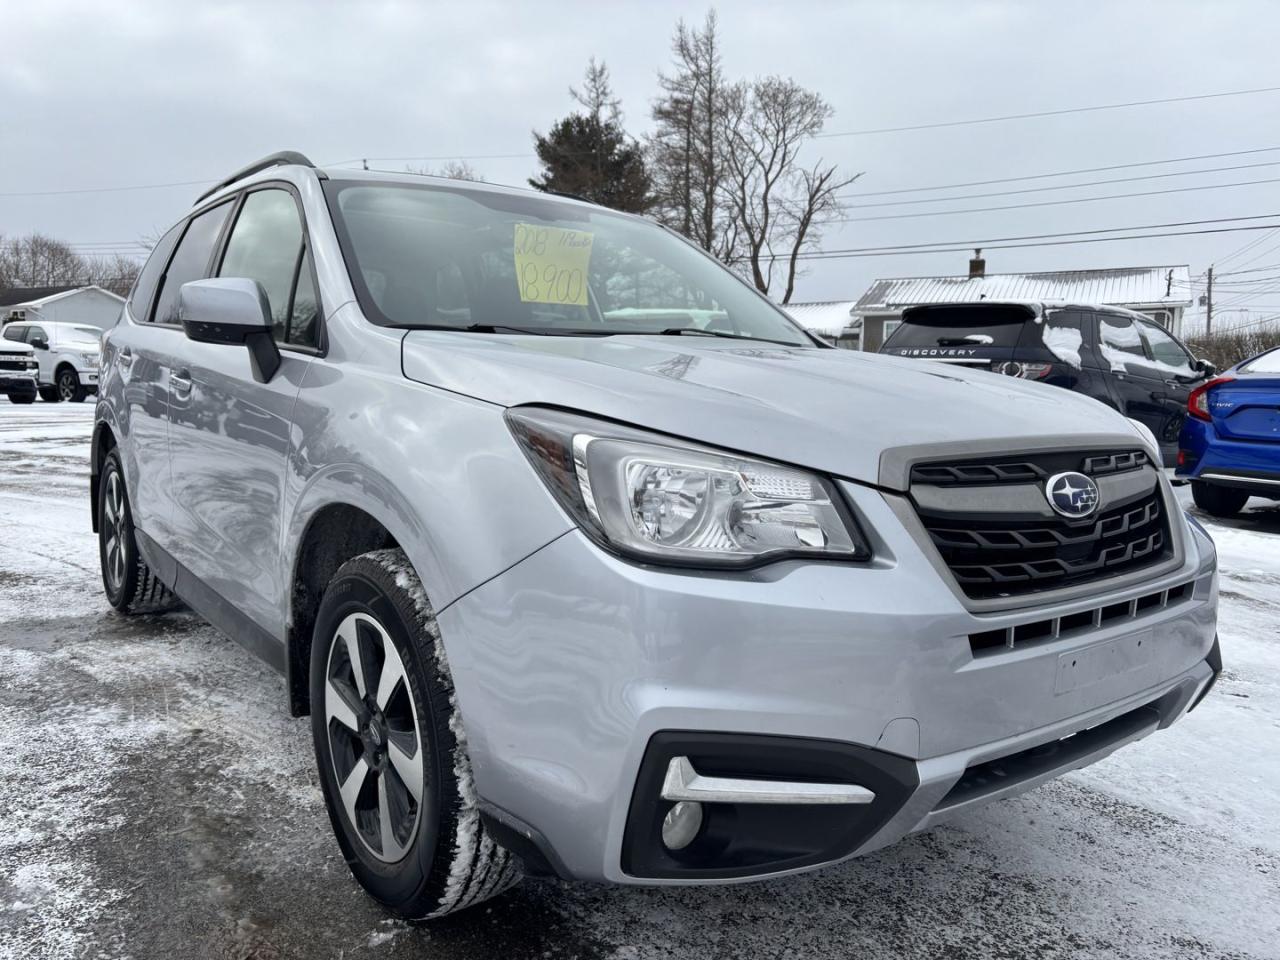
top-left (849, 254), bottom-right (1192, 351)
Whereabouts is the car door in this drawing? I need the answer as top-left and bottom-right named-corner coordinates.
top-left (165, 184), bottom-right (320, 639)
top-left (1095, 313), bottom-right (1166, 436)
top-left (1135, 318), bottom-right (1205, 446)
top-left (106, 206), bottom-right (228, 553)
top-left (25, 325), bottom-right (53, 385)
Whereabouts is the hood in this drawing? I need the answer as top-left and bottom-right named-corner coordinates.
top-left (401, 333), bottom-right (1141, 490)
top-left (0, 340), bottom-right (34, 355)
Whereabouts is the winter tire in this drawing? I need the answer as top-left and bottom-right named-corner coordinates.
top-left (310, 548), bottom-right (521, 918)
top-left (57, 367), bottom-right (87, 402)
top-left (98, 450), bottom-right (180, 613)
top-left (1191, 481), bottom-right (1249, 518)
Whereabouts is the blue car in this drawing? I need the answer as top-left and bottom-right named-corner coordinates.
top-left (1177, 345), bottom-right (1280, 516)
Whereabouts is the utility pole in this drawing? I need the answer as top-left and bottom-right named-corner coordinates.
top-left (1205, 265), bottom-right (1214, 335)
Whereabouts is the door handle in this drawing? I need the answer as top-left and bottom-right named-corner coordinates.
top-left (117, 346), bottom-right (134, 369)
top-left (169, 369), bottom-right (193, 399)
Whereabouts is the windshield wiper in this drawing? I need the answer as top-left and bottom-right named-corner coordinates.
top-left (654, 327), bottom-right (804, 347)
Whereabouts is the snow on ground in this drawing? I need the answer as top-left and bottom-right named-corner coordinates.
top-left (1, 402), bottom-right (1278, 960)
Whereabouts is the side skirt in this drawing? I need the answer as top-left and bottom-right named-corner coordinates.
top-left (134, 528), bottom-right (286, 674)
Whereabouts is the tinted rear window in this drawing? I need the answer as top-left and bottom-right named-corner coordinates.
top-left (883, 304), bottom-right (1037, 349)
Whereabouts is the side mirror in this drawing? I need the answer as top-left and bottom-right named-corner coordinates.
top-left (1194, 357), bottom-right (1217, 377)
top-left (30, 335), bottom-right (48, 350)
top-left (178, 278), bottom-right (280, 383)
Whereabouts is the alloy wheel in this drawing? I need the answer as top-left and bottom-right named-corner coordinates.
top-left (58, 370), bottom-right (77, 401)
top-left (325, 612), bottom-right (424, 862)
top-left (102, 471), bottom-right (127, 592)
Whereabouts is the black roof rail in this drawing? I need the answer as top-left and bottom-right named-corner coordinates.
top-left (194, 151), bottom-right (317, 205)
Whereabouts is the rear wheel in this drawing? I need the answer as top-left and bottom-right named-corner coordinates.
top-left (1191, 481), bottom-right (1249, 518)
top-left (39, 385), bottom-right (60, 402)
top-left (98, 451), bottom-right (179, 613)
top-left (310, 549), bottom-right (521, 918)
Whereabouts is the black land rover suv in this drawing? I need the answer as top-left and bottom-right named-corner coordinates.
top-left (880, 301), bottom-right (1214, 465)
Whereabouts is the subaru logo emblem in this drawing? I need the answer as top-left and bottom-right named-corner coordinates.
top-left (1045, 471), bottom-right (1100, 519)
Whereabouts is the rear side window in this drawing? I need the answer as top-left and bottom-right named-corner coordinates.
top-left (218, 188), bottom-right (318, 348)
top-left (151, 201), bottom-right (233, 325)
top-left (883, 305), bottom-right (1036, 349)
top-left (128, 221), bottom-right (183, 323)
top-left (1097, 315), bottom-right (1146, 370)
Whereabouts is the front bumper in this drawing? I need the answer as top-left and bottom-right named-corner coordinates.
top-left (438, 481), bottom-right (1219, 884)
top-left (0, 372), bottom-right (38, 395)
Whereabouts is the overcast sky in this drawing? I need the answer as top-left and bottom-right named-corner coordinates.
top-left (3, 0), bottom-right (1279, 328)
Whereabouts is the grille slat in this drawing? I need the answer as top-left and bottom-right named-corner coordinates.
top-left (911, 450), bottom-right (1171, 600)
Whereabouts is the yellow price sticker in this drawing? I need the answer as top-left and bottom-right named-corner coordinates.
top-left (513, 222), bottom-right (593, 306)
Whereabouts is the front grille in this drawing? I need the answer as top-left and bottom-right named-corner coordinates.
top-left (910, 449), bottom-right (1148, 487)
top-left (0, 352), bottom-right (32, 372)
top-left (911, 450), bottom-right (1171, 600)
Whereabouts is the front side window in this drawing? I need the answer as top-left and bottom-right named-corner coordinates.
top-left (323, 180), bottom-right (811, 346)
top-left (218, 189), bottom-right (312, 345)
top-left (1137, 321), bottom-right (1195, 377)
top-left (152, 201), bottom-right (233, 325)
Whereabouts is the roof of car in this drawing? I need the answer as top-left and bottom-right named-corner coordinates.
top-left (903, 299), bottom-right (1153, 321)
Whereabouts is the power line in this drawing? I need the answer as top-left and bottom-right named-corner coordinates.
top-left (816, 85), bottom-right (1280, 138)
top-left (836, 159), bottom-right (1280, 208)
top-left (838, 146), bottom-right (1280, 197)
top-left (785, 221), bottom-right (1280, 262)
top-left (831, 176), bottom-right (1280, 224)
top-left (779, 214), bottom-right (1280, 255)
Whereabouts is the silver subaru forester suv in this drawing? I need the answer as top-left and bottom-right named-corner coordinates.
top-left (92, 152), bottom-right (1220, 917)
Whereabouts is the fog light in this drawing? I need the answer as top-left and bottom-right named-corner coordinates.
top-left (661, 801), bottom-right (703, 851)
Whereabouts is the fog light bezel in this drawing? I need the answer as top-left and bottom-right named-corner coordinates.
top-left (622, 731), bottom-right (919, 880)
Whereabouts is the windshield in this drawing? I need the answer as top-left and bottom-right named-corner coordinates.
top-left (883, 304), bottom-right (1037, 350)
top-left (1242, 347), bottom-right (1280, 373)
top-left (322, 180), bottom-right (812, 345)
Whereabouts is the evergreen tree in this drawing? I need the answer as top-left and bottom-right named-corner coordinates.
top-left (529, 60), bottom-right (652, 213)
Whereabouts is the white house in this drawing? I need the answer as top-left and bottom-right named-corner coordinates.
top-left (0, 285), bottom-right (126, 331)
top-left (850, 256), bottom-right (1193, 352)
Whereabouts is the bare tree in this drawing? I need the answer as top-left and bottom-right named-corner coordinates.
top-left (718, 77), bottom-right (861, 303)
top-left (406, 160), bottom-right (485, 182)
top-left (571, 57), bottom-right (622, 126)
top-left (648, 11), bottom-right (734, 259)
top-left (0, 233), bottom-right (142, 297)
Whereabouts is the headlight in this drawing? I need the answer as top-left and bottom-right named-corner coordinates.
top-left (507, 407), bottom-right (869, 567)
top-left (79, 351), bottom-right (99, 366)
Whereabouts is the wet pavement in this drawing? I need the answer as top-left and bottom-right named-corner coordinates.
top-left (2, 403), bottom-right (1278, 959)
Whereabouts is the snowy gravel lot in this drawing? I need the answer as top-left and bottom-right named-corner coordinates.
top-left (2, 402), bottom-right (1278, 960)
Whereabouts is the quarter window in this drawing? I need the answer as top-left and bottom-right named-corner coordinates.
top-left (152, 201), bottom-right (234, 325)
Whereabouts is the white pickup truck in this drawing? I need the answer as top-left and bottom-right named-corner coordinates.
top-left (0, 338), bottom-right (39, 403)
